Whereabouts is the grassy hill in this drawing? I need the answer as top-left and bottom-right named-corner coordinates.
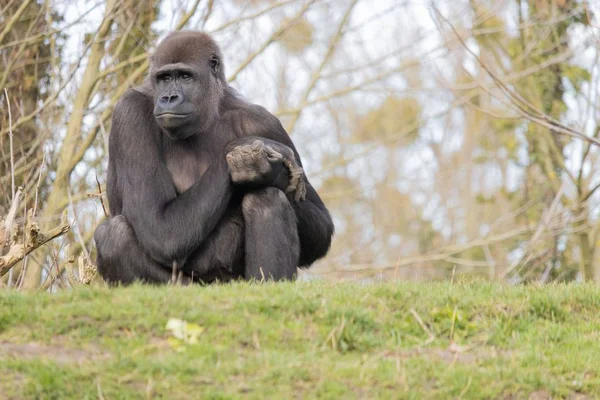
top-left (1, 281), bottom-right (600, 399)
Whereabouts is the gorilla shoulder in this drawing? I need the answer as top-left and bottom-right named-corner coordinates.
top-left (221, 101), bottom-right (286, 140)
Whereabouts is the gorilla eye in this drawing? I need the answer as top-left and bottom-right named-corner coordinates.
top-left (180, 73), bottom-right (192, 81)
top-left (158, 74), bottom-right (172, 83)
top-left (210, 56), bottom-right (220, 73)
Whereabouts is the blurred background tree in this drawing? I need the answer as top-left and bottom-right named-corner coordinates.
top-left (1, 0), bottom-right (599, 290)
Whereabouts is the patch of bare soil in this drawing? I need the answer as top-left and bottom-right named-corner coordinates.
top-left (0, 340), bottom-right (112, 365)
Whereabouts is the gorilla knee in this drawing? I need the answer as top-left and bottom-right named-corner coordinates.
top-left (94, 215), bottom-right (132, 255)
top-left (242, 187), bottom-right (291, 219)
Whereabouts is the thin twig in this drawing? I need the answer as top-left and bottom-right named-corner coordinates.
top-left (3, 88), bottom-right (15, 201)
top-left (171, 260), bottom-right (179, 285)
top-left (1, 187), bottom-right (22, 248)
top-left (95, 175), bottom-right (108, 218)
top-left (32, 152), bottom-right (46, 216)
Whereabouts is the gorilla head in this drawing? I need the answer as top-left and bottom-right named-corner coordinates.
top-left (150, 31), bottom-right (227, 139)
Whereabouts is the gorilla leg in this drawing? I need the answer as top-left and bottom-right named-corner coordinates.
top-left (94, 215), bottom-right (173, 285)
top-left (242, 187), bottom-right (299, 281)
top-left (183, 210), bottom-right (245, 283)
top-left (95, 190), bottom-right (299, 284)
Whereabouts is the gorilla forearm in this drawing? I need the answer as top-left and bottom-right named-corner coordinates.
top-left (129, 157), bottom-right (234, 266)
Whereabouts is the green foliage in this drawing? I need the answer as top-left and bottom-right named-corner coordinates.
top-left (561, 64), bottom-right (592, 92)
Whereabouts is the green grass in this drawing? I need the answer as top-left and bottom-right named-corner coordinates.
top-left (1, 281), bottom-right (600, 399)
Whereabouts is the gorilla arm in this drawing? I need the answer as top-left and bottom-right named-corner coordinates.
top-left (110, 90), bottom-right (234, 266)
top-left (223, 106), bottom-right (335, 266)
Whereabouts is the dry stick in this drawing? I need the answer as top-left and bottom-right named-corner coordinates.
top-left (171, 260), bottom-right (178, 285)
top-left (4, 88), bottom-right (15, 201)
top-left (175, 0), bottom-right (201, 30)
top-left (2, 187), bottom-right (23, 249)
top-left (4, 88), bottom-right (16, 287)
top-left (200, 0), bottom-right (215, 29)
top-left (0, 218), bottom-right (70, 276)
top-left (95, 175), bottom-right (108, 218)
top-left (32, 151), bottom-right (46, 216)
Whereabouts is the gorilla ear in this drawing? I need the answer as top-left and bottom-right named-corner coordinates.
top-left (210, 55), bottom-right (220, 74)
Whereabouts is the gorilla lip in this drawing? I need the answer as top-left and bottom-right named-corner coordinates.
top-left (156, 113), bottom-right (190, 118)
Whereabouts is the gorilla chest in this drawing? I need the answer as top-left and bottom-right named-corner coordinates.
top-left (164, 145), bottom-right (212, 194)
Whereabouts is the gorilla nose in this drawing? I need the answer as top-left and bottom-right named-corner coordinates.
top-left (159, 94), bottom-right (183, 107)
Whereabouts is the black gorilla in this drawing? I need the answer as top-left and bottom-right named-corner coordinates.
top-left (94, 31), bottom-right (334, 284)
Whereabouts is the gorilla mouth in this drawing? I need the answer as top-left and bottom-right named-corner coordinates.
top-left (156, 113), bottom-right (190, 119)
top-left (155, 113), bottom-right (194, 134)
top-left (155, 113), bottom-right (192, 128)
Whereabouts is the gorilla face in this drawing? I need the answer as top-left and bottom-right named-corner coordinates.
top-left (152, 64), bottom-right (203, 140)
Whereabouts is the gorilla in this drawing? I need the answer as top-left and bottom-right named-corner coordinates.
top-left (94, 31), bottom-right (334, 284)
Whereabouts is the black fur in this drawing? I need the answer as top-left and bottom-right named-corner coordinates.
top-left (94, 31), bottom-right (334, 284)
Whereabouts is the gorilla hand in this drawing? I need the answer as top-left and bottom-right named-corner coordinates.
top-left (226, 139), bottom-right (306, 202)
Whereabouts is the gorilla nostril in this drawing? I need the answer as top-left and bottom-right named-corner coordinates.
top-left (160, 95), bottom-right (180, 105)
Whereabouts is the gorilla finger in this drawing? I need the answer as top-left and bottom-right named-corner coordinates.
top-left (296, 179), bottom-right (307, 202)
top-left (265, 145), bottom-right (283, 162)
top-left (251, 140), bottom-right (265, 155)
top-left (285, 164), bottom-right (306, 202)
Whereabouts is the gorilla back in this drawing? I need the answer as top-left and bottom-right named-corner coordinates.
top-left (94, 31), bottom-right (334, 284)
